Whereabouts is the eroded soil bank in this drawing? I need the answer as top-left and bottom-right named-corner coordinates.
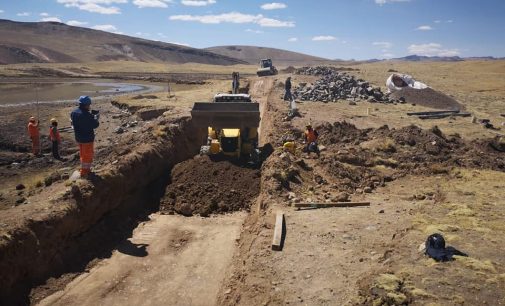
top-left (0, 116), bottom-right (205, 304)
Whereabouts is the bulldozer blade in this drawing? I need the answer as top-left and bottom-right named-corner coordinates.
top-left (191, 102), bottom-right (260, 129)
top-left (256, 68), bottom-right (273, 77)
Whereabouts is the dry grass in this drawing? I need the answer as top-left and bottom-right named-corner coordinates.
top-left (0, 61), bottom-right (258, 77)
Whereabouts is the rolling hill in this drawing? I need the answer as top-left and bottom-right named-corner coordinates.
top-left (204, 45), bottom-right (332, 66)
top-left (0, 19), bottom-right (245, 65)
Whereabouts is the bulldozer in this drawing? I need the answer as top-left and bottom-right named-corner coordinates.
top-left (191, 73), bottom-right (261, 162)
top-left (256, 58), bottom-right (278, 77)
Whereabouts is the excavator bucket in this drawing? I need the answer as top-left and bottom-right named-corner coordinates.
top-left (191, 102), bottom-right (260, 129)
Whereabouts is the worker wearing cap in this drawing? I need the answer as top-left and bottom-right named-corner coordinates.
top-left (71, 96), bottom-right (99, 178)
top-left (303, 124), bottom-right (320, 157)
top-left (27, 117), bottom-right (40, 156)
top-left (49, 118), bottom-right (62, 160)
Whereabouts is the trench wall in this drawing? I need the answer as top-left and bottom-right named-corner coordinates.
top-left (0, 117), bottom-right (206, 304)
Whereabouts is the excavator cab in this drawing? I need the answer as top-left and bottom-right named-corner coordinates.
top-left (257, 59), bottom-right (278, 77)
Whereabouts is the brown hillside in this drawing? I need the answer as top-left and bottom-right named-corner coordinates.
top-left (0, 19), bottom-right (246, 65)
top-left (205, 45), bottom-right (333, 66)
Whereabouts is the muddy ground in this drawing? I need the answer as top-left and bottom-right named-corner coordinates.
top-left (0, 61), bottom-right (504, 306)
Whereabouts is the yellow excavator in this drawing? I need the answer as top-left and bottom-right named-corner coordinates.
top-left (191, 73), bottom-right (261, 162)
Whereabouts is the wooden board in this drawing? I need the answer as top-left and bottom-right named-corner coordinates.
top-left (418, 112), bottom-right (471, 120)
top-left (271, 211), bottom-right (285, 251)
top-left (407, 110), bottom-right (459, 116)
top-left (293, 202), bottom-right (370, 209)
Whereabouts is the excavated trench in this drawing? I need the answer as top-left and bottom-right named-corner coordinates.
top-left (0, 114), bottom-right (263, 305)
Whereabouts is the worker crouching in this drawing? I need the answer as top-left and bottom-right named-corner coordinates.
top-left (27, 116), bottom-right (40, 156)
top-left (71, 96), bottom-right (99, 178)
top-left (303, 124), bottom-right (320, 158)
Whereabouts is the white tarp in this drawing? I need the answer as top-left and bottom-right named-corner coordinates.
top-left (386, 73), bottom-right (428, 93)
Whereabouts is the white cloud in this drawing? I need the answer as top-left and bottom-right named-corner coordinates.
top-left (246, 28), bottom-right (264, 34)
top-left (416, 25), bottom-right (433, 31)
top-left (447, 19), bottom-right (453, 23)
top-left (260, 2), bottom-right (287, 10)
top-left (375, 0), bottom-right (410, 5)
top-left (434, 20), bottom-right (441, 23)
top-left (169, 12), bottom-right (295, 27)
top-left (408, 43), bottom-right (460, 57)
top-left (288, 37), bottom-right (298, 42)
top-left (135, 31), bottom-right (151, 36)
top-left (92, 24), bottom-right (121, 33)
top-left (373, 41), bottom-right (392, 49)
top-left (181, 0), bottom-right (216, 6)
top-left (67, 20), bottom-right (88, 26)
top-left (312, 35), bottom-right (336, 41)
top-left (168, 41), bottom-right (190, 47)
top-left (0, 10), bottom-right (4, 14)
top-left (41, 17), bottom-right (62, 22)
top-left (382, 53), bottom-right (395, 58)
top-left (40, 12), bottom-right (49, 17)
top-left (133, 0), bottom-right (173, 8)
top-left (56, 0), bottom-right (126, 14)
top-left (17, 12), bottom-right (31, 17)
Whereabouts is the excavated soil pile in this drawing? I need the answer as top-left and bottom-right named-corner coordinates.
top-left (318, 121), bottom-right (505, 176)
top-left (160, 155), bottom-right (261, 217)
top-left (390, 87), bottom-right (461, 110)
top-left (268, 121), bottom-right (504, 196)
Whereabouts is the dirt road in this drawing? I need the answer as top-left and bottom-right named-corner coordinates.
top-left (37, 213), bottom-right (245, 306)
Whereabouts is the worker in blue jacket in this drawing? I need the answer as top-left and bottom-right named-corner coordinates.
top-left (70, 96), bottom-right (99, 178)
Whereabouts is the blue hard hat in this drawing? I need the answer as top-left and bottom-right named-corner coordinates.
top-left (78, 96), bottom-right (92, 106)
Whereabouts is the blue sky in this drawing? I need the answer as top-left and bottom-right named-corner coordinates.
top-left (1, 0), bottom-right (504, 60)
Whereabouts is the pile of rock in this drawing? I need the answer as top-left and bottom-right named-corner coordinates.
top-left (293, 66), bottom-right (392, 103)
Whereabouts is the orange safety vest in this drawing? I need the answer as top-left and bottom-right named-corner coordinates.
top-left (49, 126), bottom-right (61, 142)
top-left (27, 122), bottom-right (39, 137)
top-left (305, 129), bottom-right (318, 143)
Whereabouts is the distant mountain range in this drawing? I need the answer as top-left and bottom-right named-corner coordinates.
top-left (0, 19), bottom-right (245, 65)
top-left (389, 55), bottom-right (504, 62)
top-left (0, 19), bottom-right (502, 66)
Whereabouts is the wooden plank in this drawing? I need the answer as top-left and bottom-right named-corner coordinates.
top-left (407, 110), bottom-right (459, 116)
top-left (418, 112), bottom-right (471, 120)
top-left (271, 211), bottom-right (285, 251)
top-left (293, 202), bottom-right (370, 209)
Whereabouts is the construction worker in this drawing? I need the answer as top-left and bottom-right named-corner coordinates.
top-left (284, 76), bottom-right (293, 102)
top-left (49, 118), bottom-right (62, 160)
top-left (71, 96), bottom-right (99, 178)
top-left (303, 124), bottom-right (320, 157)
top-left (27, 117), bottom-right (40, 156)
top-left (232, 72), bottom-right (240, 94)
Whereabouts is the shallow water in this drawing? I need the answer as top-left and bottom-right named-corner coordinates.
top-left (0, 80), bottom-right (155, 106)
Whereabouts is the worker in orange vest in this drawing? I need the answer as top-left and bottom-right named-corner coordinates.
top-left (49, 118), bottom-right (62, 160)
top-left (27, 116), bottom-right (40, 156)
top-left (303, 124), bottom-right (320, 157)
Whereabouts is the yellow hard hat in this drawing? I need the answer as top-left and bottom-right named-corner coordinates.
top-left (50, 118), bottom-right (57, 123)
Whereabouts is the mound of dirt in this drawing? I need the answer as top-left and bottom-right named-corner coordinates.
top-left (160, 155), bottom-right (261, 217)
top-left (316, 122), bottom-right (505, 178)
top-left (389, 87), bottom-right (461, 110)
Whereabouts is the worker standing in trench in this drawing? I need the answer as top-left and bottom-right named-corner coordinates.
top-left (71, 96), bottom-right (100, 178)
